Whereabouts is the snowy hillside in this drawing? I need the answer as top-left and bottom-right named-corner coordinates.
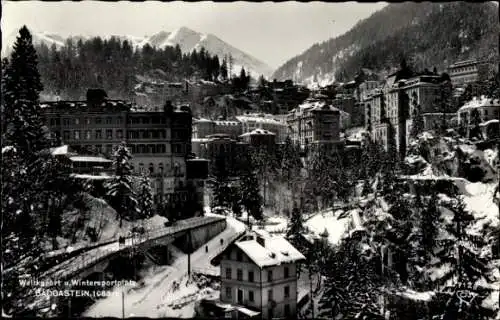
top-left (3, 26), bottom-right (274, 78)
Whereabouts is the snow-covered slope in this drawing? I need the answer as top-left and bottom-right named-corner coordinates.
top-left (3, 26), bottom-right (274, 78)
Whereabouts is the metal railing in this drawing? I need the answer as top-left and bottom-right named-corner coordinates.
top-left (43, 216), bottom-right (225, 282)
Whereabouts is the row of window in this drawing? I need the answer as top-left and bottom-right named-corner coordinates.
top-left (62, 129), bottom-right (123, 141)
top-left (451, 66), bottom-right (477, 74)
top-left (50, 116), bottom-right (172, 127)
top-left (128, 130), bottom-right (167, 139)
top-left (225, 286), bottom-right (291, 304)
top-left (225, 266), bottom-right (290, 282)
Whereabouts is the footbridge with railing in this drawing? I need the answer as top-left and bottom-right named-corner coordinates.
top-left (39, 216), bottom-right (226, 282)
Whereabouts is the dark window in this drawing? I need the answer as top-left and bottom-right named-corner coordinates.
top-left (63, 131), bottom-right (70, 140)
top-left (225, 286), bottom-right (232, 299)
top-left (117, 130), bottom-right (123, 139)
top-left (267, 270), bottom-right (273, 282)
top-left (106, 129), bottom-right (113, 139)
top-left (95, 117), bottom-right (102, 125)
top-left (284, 304), bottom-right (290, 317)
top-left (284, 286), bottom-right (290, 298)
top-left (237, 269), bottom-right (243, 281)
top-left (85, 118), bottom-right (91, 125)
top-left (237, 251), bottom-right (243, 261)
top-left (284, 266), bottom-right (289, 278)
top-left (249, 290), bottom-right (254, 302)
top-left (95, 130), bottom-right (102, 139)
top-left (106, 117), bottom-right (112, 125)
top-left (95, 145), bottom-right (102, 153)
top-left (248, 271), bottom-right (254, 282)
top-left (237, 289), bottom-right (243, 304)
top-left (268, 289), bottom-right (273, 301)
top-left (73, 118), bottom-right (80, 125)
top-left (63, 118), bottom-right (71, 126)
top-left (117, 117), bottom-right (123, 125)
top-left (225, 267), bottom-right (232, 280)
top-left (149, 163), bottom-right (154, 174)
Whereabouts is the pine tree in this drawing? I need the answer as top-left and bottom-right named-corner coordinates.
top-left (469, 108), bottom-right (483, 140)
top-left (105, 142), bottom-right (138, 227)
top-left (432, 195), bottom-right (495, 319)
top-left (279, 136), bottom-right (303, 196)
top-left (220, 56), bottom-right (228, 80)
top-left (286, 205), bottom-right (306, 253)
top-left (240, 165), bottom-right (264, 221)
top-left (2, 26), bottom-right (48, 157)
top-left (137, 173), bottom-right (154, 219)
top-left (410, 103), bottom-right (424, 140)
top-left (209, 156), bottom-right (232, 212)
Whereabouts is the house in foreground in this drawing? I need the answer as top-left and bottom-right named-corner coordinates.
top-left (219, 230), bottom-right (306, 319)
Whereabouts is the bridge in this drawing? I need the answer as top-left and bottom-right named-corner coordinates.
top-left (39, 216), bottom-right (226, 282)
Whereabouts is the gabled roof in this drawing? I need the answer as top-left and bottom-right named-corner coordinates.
top-left (234, 233), bottom-right (306, 268)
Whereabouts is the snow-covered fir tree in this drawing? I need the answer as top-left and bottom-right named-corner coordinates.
top-left (106, 142), bottom-right (138, 227)
top-left (239, 154), bottom-right (264, 221)
top-left (431, 195), bottom-right (496, 319)
top-left (137, 173), bottom-right (154, 219)
top-left (2, 26), bottom-right (48, 157)
top-left (209, 156), bottom-right (233, 213)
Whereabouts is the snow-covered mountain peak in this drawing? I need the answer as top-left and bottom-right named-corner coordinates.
top-left (4, 26), bottom-right (274, 77)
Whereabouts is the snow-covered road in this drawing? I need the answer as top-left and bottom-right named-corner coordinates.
top-left (83, 216), bottom-right (246, 318)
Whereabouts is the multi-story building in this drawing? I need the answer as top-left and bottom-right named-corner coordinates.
top-left (447, 59), bottom-right (491, 88)
top-left (364, 74), bottom-right (452, 158)
top-left (457, 96), bottom-right (500, 138)
top-left (286, 99), bottom-right (342, 150)
top-left (235, 113), bottom-right (288, 143)
top-left (41, 91), bottom-right (205, 217)
top-left (213, 120), bottom-right (243, 139)
top-left (239, 129), bottom-right (276, 151)
top-left (220, 230), bottom-right (306, 319)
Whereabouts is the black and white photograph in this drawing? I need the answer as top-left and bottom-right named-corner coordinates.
top-left (1, 1), bottom-right (499, 319)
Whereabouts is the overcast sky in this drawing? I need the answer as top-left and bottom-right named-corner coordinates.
top-left (2, 1), bottom-right (387, 68)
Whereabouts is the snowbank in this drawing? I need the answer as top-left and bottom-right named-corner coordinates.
top-left (305, 209), bottom-right (354, 246)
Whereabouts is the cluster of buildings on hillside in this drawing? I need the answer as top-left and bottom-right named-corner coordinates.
top-left (38, 58), bottom-right (498, 217)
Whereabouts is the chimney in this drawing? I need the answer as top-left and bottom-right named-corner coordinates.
top-left (256, 236), bottom-right (265, 248)
top-left (86, 89), bottom-right (108, 106)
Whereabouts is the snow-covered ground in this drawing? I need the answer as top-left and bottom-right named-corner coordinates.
top-left (83, 216), bottom-right (242, 318)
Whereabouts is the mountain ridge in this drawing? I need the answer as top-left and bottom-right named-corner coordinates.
top-left (3, 26), bottom-right (274, 78)
top-left (273, 2), bottom-right (499, 86)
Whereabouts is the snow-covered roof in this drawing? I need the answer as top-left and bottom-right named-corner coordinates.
top-left (293, 100), bottom-right (340, 114)
top-left (479, 119), bottom-right (499, 127)
top-left (194, 118), bottom-right (213, 124)
top-left (392, 289), bottom-right (436, 302)
top-left (235, 115), bottom-right (282, 125)
top-left (214, 120), bottom-right (241, 126)
top-left (240, 129), bottom-right (276, 137)
top-left (458, 96), bottom-right (500, 112)
top-left (51, 145), bottom-right (71, 156)
top-left (69, 156), bottom-right (112, 163)
top-left (235, 234), bottom-right (305, 268)
top-left (192, 138), bottom-right (210, 143)
top-left (70, 174), bottom-right (113, 180)
top-left (2, 146), bottom-right (16, 154)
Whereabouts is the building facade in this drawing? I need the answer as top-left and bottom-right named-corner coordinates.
top-left (286, 99), bottom-right (342, 149)
top-left (41, 93), bottom-right (203, 216)
top-left (457, 96), bottom-right (500, 138)
top-left (239, 129), bottom-right (276, 151)
top-left (235, 114), bottom-right (288, 143)
top-left (447, 59), bottom-right (491, 88)
top-left (220, 231), bottom-right (306, 319)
